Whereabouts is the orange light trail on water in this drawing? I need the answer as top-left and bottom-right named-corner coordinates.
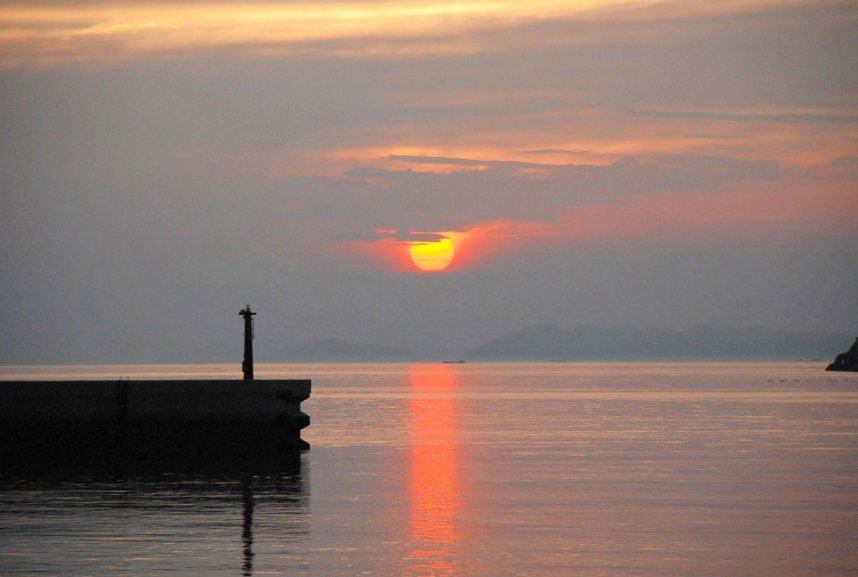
top-left (408, 364), bottom-right (463, 576)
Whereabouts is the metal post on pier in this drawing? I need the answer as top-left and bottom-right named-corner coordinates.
top-left (239, 305), bottom-right (257, 380)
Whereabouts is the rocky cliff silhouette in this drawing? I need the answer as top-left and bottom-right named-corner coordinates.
top-left (826, 337), bottom-right (858, 372)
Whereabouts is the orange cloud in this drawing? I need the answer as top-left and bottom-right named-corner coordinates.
top-left (339, 222), bottom-right (559, 273)
top-left (554, 180), bottom-right (858, 244)
top-left (341, 236), bottom-right (417, 272)
top-left (342, 176), bottom-right (858, 273)
top-left (279, 103), bottom-right (856, 179)
top-left (340, 229), bottom-right (476, 273)
top-left (0, 1), bottom-right (584, 67)
top-left (0, 0), bottom-right (812, 68)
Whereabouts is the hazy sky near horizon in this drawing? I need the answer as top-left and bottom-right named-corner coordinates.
top-left (1, 0), bottom-right (857, 362)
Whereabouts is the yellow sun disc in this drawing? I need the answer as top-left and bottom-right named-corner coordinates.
top-left (409, 238), bottom-right (455, 272)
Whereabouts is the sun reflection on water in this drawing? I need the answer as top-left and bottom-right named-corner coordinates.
top-left (408, 364), bottom-right (463, 576)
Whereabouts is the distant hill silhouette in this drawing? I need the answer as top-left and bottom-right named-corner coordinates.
top-left (464, 323), bottom-right (849, 361)
top-left (273, 337), bottom-right (414, 362)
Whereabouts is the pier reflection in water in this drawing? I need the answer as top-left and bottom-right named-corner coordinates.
top-left (0, 459), bottom-right (309, 576)
top-left (407, 364), bottom-right (465, 576)
top-left (241, 472), bottom-right (255, 576)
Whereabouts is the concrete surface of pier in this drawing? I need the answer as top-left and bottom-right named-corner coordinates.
top-left (0, 379), bottom-right (310, 471)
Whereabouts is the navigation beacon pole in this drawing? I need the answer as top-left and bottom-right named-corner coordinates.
top-left (239, 305), bottom-right (257, 381)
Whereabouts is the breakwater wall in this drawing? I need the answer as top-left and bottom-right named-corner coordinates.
top-left (0, 380), bottom-right (310, 471)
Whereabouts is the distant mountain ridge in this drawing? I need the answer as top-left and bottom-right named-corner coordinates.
top-left (464, 323), bottom-right (850, 361)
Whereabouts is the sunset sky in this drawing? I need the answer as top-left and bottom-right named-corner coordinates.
top-left (1, 0), bottom-right (856, 362)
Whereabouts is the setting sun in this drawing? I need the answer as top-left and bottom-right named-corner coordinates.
top-left (410, 237), bottom-right (455, 272)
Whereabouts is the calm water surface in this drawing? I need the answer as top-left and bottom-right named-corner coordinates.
top-left (2, 362), bottom-right (858, 576)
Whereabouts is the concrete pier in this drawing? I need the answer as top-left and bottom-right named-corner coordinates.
top-left (0, 380), bottom-right (310, 472)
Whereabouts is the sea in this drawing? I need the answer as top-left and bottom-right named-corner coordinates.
top-left (1, 362), bottom-right (857, 576)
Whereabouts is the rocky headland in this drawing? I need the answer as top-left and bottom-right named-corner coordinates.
top-left (826, 337), bottom-right (858, 372)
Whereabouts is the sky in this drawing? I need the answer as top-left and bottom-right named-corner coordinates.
top-left (1, 0), bottom-right (857, 363)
